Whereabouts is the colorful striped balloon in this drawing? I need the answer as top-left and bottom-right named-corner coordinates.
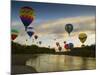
top-left (20, 6), bottom-right (35, 31)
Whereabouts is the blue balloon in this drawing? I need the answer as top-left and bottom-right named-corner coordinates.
top-left (27, 31), bottom-right (34, 38)
top-left (68, 43), bottom-right (74, 49)
top-left (27, 27), bottom-right (34, 38)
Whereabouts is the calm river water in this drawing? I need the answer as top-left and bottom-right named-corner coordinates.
top-left (26, 54), bottom-right (96, 73)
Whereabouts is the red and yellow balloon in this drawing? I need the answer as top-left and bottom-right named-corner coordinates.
top-left (11, 29), bottom-right (18, 41)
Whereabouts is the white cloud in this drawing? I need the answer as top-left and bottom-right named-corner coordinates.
top-left (34, 16), bottom-right (95, 37)
top-left (11, 15), bottom-right (96, 47)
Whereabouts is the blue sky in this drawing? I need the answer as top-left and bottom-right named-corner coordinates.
top-left (11, 1), bottom-right (96, 49)
top-left (11, 1), bottom-right (95, 23)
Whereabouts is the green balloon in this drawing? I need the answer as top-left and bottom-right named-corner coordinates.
top-left (11, 29), bottom-right (18, 33)
top-left (65, 24), bottom-right (73, 35)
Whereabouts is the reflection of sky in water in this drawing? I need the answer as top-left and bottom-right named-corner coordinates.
top-left (26, 54), bottom-right (96, 72)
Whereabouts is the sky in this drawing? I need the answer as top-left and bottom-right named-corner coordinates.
top-left (11, 0), bottom-right (96, 49)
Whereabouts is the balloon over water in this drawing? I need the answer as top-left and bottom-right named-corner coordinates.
top-left (39, 41), bottom-right (42, 45)
top-left (27, 31), bottom-right (34, 38)
top-left (79, 33), bottom-right (87, 44)
top-left (68, 43), bottom-right (74, 49)
top-left (56, 42), bottom-right (59, 47)
top-left (64, 44), bottom-right (69, 49)
top-left (64, 41), bottom-right (66, 44)
top-left (27, 27), bottom-right (34, 38)
top-left (20, 6), bottom-right (35, 31)
top-left (58, 46), bottom-right (62, 51)
top-left (34, 35), bottom-right (38, 40)
top-left (65, 24), bottom-right (73, 35)
top-left (11, 29), bottom-right (18, 41)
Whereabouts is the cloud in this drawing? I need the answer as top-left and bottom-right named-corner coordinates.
top-left (11, 20), bottom-right (25, 30)
top-left (12, 15), bottom-right (96, 36)
top-left (32, 16), bottom-right (95, 38)
top-left (11, 15), bottom-right (96, 47)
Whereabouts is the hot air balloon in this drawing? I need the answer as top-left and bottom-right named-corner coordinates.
top-left (65, 24), bottom-right (73, 35)
top-left (11, 29), bottom-right (18, 41)
top-left (27, 27), bottom-right (34, 38)
top-left (20, 6), bottom-right (35, 31)
top-left (79, 33), bottom-right (87, 46)
top-left (39, 41), bottom-right (42, 45)
top-left (56, 42), bottom-right (60, 47)
top-left (64, 41), bottom-right (66, 44)
top-left (68, 43), bottom-right (74, 49)
top-left (34, 35), bottom-right (38, 40)
top-left (58, 46), bottom-right (62, 52)
top-left (64, 44), bottom-right (69, 49)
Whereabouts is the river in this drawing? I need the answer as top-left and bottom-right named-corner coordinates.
top-left (26, 54), bottom-right (96, 73)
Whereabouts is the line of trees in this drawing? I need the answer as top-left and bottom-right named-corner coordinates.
top-left (12, 42), bottom-right (55, 54)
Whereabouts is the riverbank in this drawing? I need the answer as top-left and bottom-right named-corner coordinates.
top-left (12, 42), bottom-right (96, 57)
top-left (11, 65), bottom-right (37, 75)
top-left (53, 47), bottom-right (96, 57)
top-left (11, 54), bottom-right (38, 74)
top-left (12, 54), bottom-right (38, 65)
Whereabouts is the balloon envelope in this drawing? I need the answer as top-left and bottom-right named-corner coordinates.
top-left (34, 35), bottom-right (38, 40)
top-left (20, 6), bottom-right (35, 31)
top-left (64, 41), bottom-right (66, 44)
top-left (65, 24), bottom-right (73, 35)
top-left (58, 46), bottom-right (62, 51)
top-left (39, 41), bottom-right (42, 45)
top-left (11, 29), bottom-right (18, 41)
top-left (68, 43), bottom-right (74, 49)
top-left (27, 27), bottom-right (34, 38)
top-left (64, 44), bottom-right (69, 49)
top-left (27, 31), bottom-right (34, 38)
top-left (11, 34), bottom-right (17, 41)
top-left (79, 33), bottom-right (87, 43)
top-left (56, 42), bottom-right (59, 47)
